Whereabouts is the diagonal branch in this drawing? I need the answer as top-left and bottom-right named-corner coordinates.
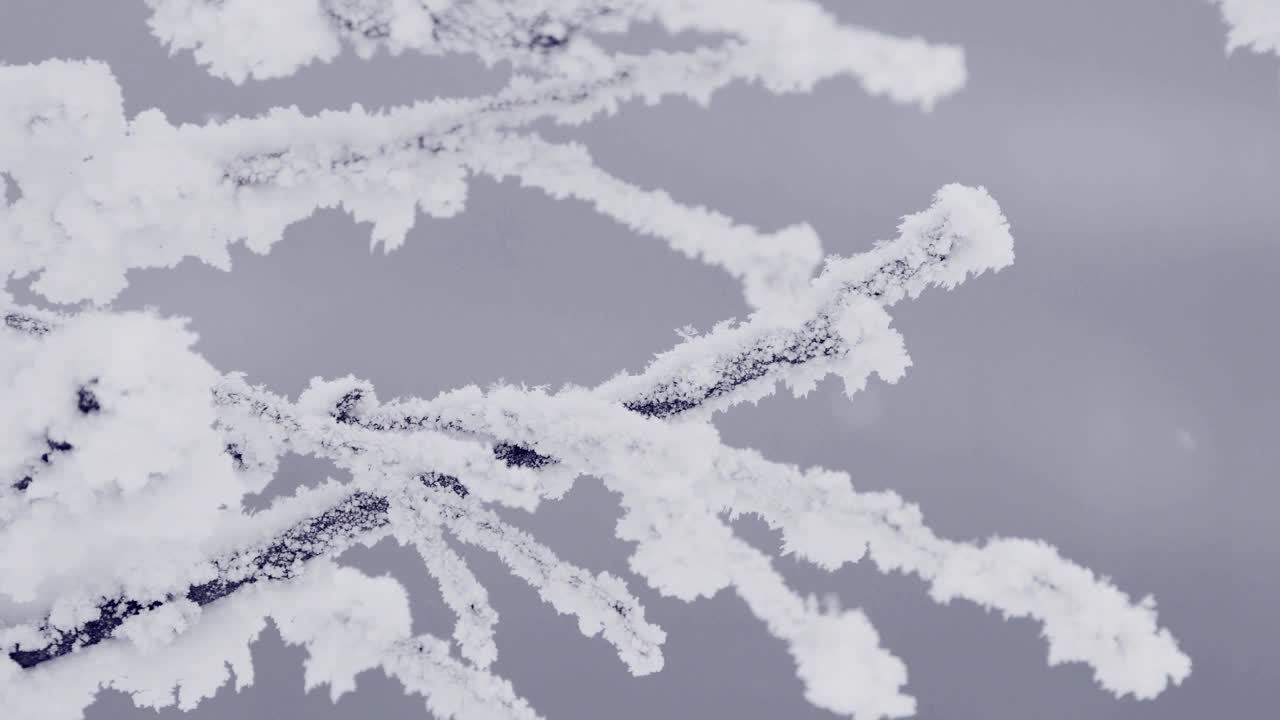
top-left (3, 184), bottom-right (1011, 670)
top-left (5, 488), bottom-right (390, 669)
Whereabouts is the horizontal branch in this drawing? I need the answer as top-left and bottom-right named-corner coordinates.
top-left (145, 0), bottom-right (965, 107)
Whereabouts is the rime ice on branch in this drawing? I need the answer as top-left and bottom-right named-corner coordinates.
top-left (3, 52), bottom-right (832, 307)
top-left (2, 188), bottom-right (1188, 718)
top-left (0, 3), bottom-right (1197, 720)
top-left (3, 0), bottom-right (963, 309)
top-left (144, 0), bottom-right (966, 106)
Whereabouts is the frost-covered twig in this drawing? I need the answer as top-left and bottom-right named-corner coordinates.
top-left (213, 372), bottom-right (553, 510)
top-left (389, 481), bottom-right (666, 675)
top-left (601, 184), bottom-right (1015, 416)
top-left (3, 183), bottom-right (1189, 707)
top-left (2, 184), bottom-right (1009, 505)
top-left (360, 378), bottom-right (1191, 701)
top-left (1, 186), bottom-right (1003, 682)
top-left (705, 447), bottom-right (1192, 700)
top-left (473, 132), bottom-right (822, 309)
top-left (145, 0), bottom-right (966, 109)
top-left (0, 3), bottom-right (1207, 715)
top-left (1, 50), bottom-right (797, 304)
top-left (1, 15), bottom-right (959, 307)
top-left (392, 498), bottom-right (499, 668)
top-left (1, 561), bottom-right (542, 720)
top-left (3, 484), bottom-right (390, 669)
top-left (0, 313), bottom-right (654, 674)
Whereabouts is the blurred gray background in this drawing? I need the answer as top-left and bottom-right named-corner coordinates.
top-left (2, 1), bottom-right (1277, 718)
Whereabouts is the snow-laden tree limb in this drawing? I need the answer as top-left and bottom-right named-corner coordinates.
top-left (1210, 0), bottom-right (1280, 58)
top-left (1, 9), bottom-right (963, 309)
top-left (599, 183), bottom-right (1016, 416)
top-left (2, 312), bottom-right (656, 680)
top-left (3, 184), bottom-right (1188, 713)
top-left (0, 46), bottom-right (829, 307)
top-left (1, 561), bottom-right (542, 720)
top-left (145, 0), bottom-right (966, 109)
top-left (2, 482), bottom-right (391, 669)
top-left (1, 187), bottom-right (1010, 714)
top-left (0, 3), bottom-right (1208, 715)
top-left (356, 377), bottom-right (1191, 701)
top-left (213, 372), bottom-right (555, 510)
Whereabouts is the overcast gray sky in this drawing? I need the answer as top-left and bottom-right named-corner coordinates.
top-left (2, 1), bottom-right (1277, 718)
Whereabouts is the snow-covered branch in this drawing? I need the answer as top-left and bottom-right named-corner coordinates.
top-left (2, 480), bottom-right (388, 665)
top-left (3, 49), bottom-right (823, 306)
top-left (2, 560), bottom-right (542, 720)
top-left (473, 132), bottom-right (823, 309)
top-left (2, 5), bottom-right (961, 309)
top-left (1, 187), bottom-right (1010, 711)
top-left (2, 183), bottom-right (1188, 714)
top-left (145, 0), bottom-right (966, 109)
top-left (356, 379), bottom-right (1190, 701)
top-left (0, 3), bottom-right (1206, 718)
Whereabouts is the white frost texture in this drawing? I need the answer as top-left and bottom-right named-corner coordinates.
top-left (0, 3), bottom-right (1207, 720)
top-left (1212, 0), bottom-right (1280, 57)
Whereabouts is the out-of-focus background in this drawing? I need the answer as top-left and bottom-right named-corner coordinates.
top-left (2, 1), bottom-right (1276, 717)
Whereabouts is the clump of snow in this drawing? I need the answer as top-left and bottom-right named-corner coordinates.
top-left (0, 311), bottom-right (244, 606)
